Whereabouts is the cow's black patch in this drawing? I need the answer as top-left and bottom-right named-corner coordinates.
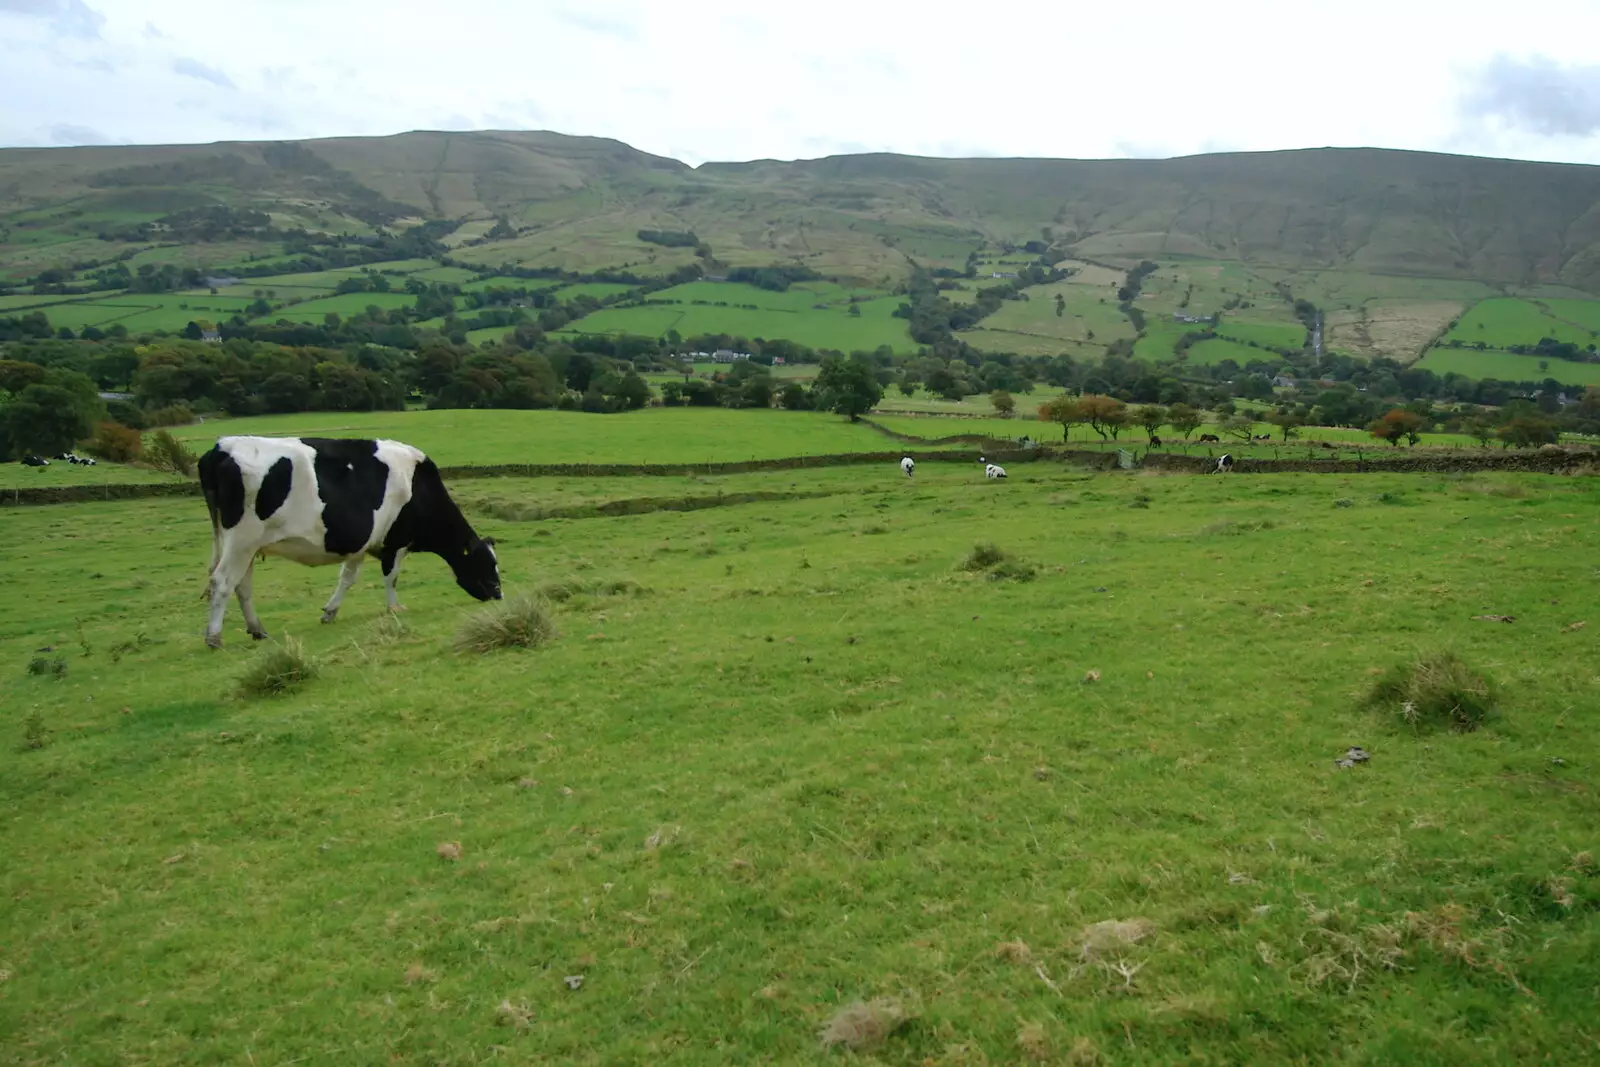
top-left (255, 456), bottom-right (293, 521)
top-left (198, 447), bottom-right (246, 530)
top-left (305, 438), bottom-right (388, 555)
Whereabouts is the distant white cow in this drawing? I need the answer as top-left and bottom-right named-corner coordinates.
top-left (979, 456), bottom-right (1007, 479)
top-left (900, 456), bottom-right (915, 479)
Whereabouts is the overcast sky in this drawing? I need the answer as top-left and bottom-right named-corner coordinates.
top-left (4, 0), bottom-right (1600, 167)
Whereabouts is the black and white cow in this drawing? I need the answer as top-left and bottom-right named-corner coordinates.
top-left (22, 455), bottom-right (48, 467)
top-left (979, 456), bottom-right (1007, 479)
top-left (900, 456), bottom-right (915, 479)
top-left (1212, 453), bottom-right (1236, 473)
top-left (197, 436), bottom-right (501, 648)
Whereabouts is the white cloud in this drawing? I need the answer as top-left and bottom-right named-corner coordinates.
top-left (0, 0), bottom-right (1598, 167)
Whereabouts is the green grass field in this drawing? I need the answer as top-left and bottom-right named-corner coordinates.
top-left (0, 293), bottom-right (105, 312)
top-left (1444, 298), bottom-right (1598, 349)
top-left (962, 281), bottom-right (1135, 352)
top-left (252, 292), bottom-right (417, 323)
top-left (1537, 298), bottom-right (1600, 333)
top-left (208, 272), bottom-right (348, 297)
top-left (1217, 321), bottom-right (1307, 349)
top-left (459, 276), bottom-right (566, 294)
top-left (1184, 336), bottom-right (1277, 367)
top-left (26, 295), bottom-right (259, 334)
top-left (1415, 347), bottom-right (1600, 387)
top-left (3, 459), bottom-right (1596, 1063)
top-left (556, 283), bottom-right (639, 302)
top-left (161, 408), bottom-right (946, 465)
top-left (561, 293), bottom-right (914, 353)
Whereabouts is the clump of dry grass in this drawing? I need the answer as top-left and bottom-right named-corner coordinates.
top-left (1076, 917), bottom-right (1155, 960)
top-left (235, 637), bottom-right (318, 697)
top-left (1016, 1021), bottom-right (1051, 1061)
top-left (454, 594), bottom-right (557, 653)
top-left (1364, 651), bottom-right (1496, 732)
top-left (994, 940), bottom-right (1033, 963)
top-left (537, 577), bottom-right (647, 602)
top-left (818, 996), bottom-right (911, 1052)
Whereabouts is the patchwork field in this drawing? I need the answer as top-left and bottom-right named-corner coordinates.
top-left (3, 457), bottom-right (1596, 1064)
top-left (961, 279), bottom-right (1137, 354)
top-left (251, 291), bottom-right (417, 323)
top-left (23, 295), bottom-right (259, 333)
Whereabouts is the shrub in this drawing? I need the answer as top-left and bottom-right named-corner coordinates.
top-left (145, 429), bottom-right (196, 475)
top-left (455, 594), bottom-right (557, 653)
top-left (22, 710), bottom-right (49, 750)
top-left (236, 637), bottom-right (319, 697)
top-left (87, 420), bottom-right (144, 462)
top-left (1364, 651), bottom-right (1496, 732)
top-left (961, 542), bottom-right (1007, 571)
top-left (146, 403), bottom-right (195, 428)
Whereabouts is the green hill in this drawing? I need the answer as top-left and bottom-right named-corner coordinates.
top-left (5, 131), bottom-right (1600, 295)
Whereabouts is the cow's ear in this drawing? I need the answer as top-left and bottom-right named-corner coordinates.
top-left (482, 536), bottom-right (496, 547)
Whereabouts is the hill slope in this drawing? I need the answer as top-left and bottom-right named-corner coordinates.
top-left (3, 130), bottom-right (1600, 292)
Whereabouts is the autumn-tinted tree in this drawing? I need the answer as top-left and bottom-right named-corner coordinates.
top-left (1496, 415), bottom-right (1558, 448)
top-left (1368, 408), bottom-right (1426, 446)
top-left (1166, 402), bottom-right (1203, 439)
top-left (1078, 394), bottom-right (1129, 440)
top-left (1037, 395), bottom-right (1083, 442)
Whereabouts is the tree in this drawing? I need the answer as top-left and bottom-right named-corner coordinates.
top-left (5, 374), bottom-right (104, 456)
top-left (812, 357), bottom-right (882, 420)
top-left (1167, 403), bottom-right (1203, 440)
top-left (1463, 415), bottom-right (1497, 447)
top-left (991, 390), bottom-right (1016, 417)
top-left (1054, 293), bottom-right (1066, 317)
top-left (1135, 404), bottom-right (1167, 437)
top-left (779, 382), bottom-right (810, 410)
top-left (897, 379), bottom-right (916, 397)
top-left (1368, 408), bottom-right (1426, 447)
top-left (1497, 415), bottom-right (1559, 448)
top-left (612, 370), bottom-right (652, 410)
top-left (1265, 409), bottom-right (1303, 441)
top-left (1219, 413), bottom-right (1256, 441)
top-left (1078, 394), bottom-right (1128, 440)
top-left (1037, 395), bottom-right (1083, 442)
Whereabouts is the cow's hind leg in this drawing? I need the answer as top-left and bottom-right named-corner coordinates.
top-left (206, 545), bottom-right (259, 649)
top-left (235, 560), bottom-right (269, 640)
top-left (321, 558), bottom-right (363, 623)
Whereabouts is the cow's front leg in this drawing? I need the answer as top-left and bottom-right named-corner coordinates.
top-left (381, 547), bottom-right (409, 613)
top-left (320, 558), bottom-right (363, 623)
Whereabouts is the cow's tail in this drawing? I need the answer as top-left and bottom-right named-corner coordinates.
top-left (197, 446), bottom-right (223, 599)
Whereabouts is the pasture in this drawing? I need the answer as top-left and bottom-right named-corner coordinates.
top-left (251, 291), bottom-right (417, 324)
top-left (2, 458), bottom-right (1597, 1064)
top-left (1181, 336), bottom-right (1272, 367)
top-left (159, 408), bottom-right (952, 466)
top-left (1415, 347), bottom-right (1600, 388)
top-left (22, 295), bottom-right (259, 334)
top-left (560, 292), bottom-right (914, 354)
top-left (1444, 298), bottom-right (1597, 350)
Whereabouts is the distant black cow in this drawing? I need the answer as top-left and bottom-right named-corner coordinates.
top-left (197, 435), bottom-right (502, 648)
top-left (22, 455), bottom-right (49, 467)
top-left (1252, 434), bottom-right (1272, 441)
top-left (1198, 433), bottom-right (1221, 443)
top-left (1149, 435), bottom-right (1162, 447)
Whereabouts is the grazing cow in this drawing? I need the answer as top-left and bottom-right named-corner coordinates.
top-left (1252, 434), bottom-right (1272, 441)
top-left (1212, 453), bottom-right (1236, 473)
top-left (979, 456), bottom-right (1007, 479)
top-left (1149, 435), bottom-right (1162, 447)
top-left (900, 456), bottom-right (915, 479)
top-left (22, 455), bottom-right (49, 467)
top-left (197, 436), bottom-right (501, 648)
top-left (1198, 433), bottom-right (1220, 443)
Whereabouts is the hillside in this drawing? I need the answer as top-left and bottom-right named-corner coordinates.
top-left (4, 131), bottom-right (1600, 294)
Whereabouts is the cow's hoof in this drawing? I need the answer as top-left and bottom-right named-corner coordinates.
top-left (320, 610), bottom-right (338, 624)
top-left (205, 635), bottom-right (223, 650)
top-left (248, 630), bottom-right (269, 641)
top-left (388, 604), bottom-right (407, 614)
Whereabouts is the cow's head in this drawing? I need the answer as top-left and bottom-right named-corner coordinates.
top-left (455, 536), bottom-right (502, 601)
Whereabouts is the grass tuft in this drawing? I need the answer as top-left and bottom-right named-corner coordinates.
top-left (989, 559), bottom-right (1038, 582)
top-left (26, 656), bottom-right (66, 679)
top-left (818, 996), bottom-right (912, 1052)
top-left (1364, 651), bottom-right (1496, 732)
top-left (454, 594), bottom-right (558, 653)
top-left (960, 542), bottom-right (1007, 570)
top-left (536, 577), bottom-right (648, 603)
top-left (235, 637), bottom-right (318, 697)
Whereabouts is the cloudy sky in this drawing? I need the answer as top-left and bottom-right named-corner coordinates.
top-left (3, 0), bottom-right (1600, 166)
